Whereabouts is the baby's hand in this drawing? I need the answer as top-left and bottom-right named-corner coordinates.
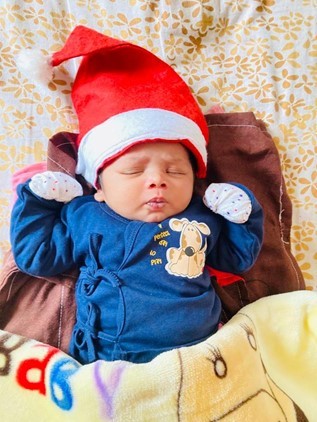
top-left (203, 183), bottom-right (252, 223)
top-left (29, 171), bottom-right (83, 203)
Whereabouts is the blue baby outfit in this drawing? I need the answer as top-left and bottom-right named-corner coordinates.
top-left (11, 184), bottom-right (263, 364)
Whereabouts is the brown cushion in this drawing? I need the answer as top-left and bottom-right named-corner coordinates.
top-left (202, 112), bottom-right (305, 320)
top-left (0, 251), bottom-right (77, 352)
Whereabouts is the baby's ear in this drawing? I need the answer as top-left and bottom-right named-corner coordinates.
top-left (94, 189), bottom-right (105, 202)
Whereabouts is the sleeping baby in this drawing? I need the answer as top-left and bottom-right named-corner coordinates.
top-left (10, 26), bottom-right (263, 364)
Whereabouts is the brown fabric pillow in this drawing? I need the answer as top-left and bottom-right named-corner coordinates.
top-left (0, 112), bottom-right (305, 350)
top-left (201, 112), bottom-right (305, 320)
top-left (0, 251), bottom-right (77, 352)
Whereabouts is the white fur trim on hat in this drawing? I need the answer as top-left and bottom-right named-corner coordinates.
top-left (76, 108), bottom-right (207, 187)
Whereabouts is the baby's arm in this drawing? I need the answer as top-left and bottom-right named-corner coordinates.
top-left (204, 183), bottom-right (264, 274)
top-left (10, 171), bottom-right (83, 277)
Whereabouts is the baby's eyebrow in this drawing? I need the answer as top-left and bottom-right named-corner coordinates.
top-left (121, 156), bottom-right (148, 165)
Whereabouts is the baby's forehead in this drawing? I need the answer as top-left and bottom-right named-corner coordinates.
top-left (121, 141), bottom-right (191, 160)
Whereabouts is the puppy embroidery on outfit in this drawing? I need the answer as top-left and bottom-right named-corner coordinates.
top-left (166, 218), bottom-right (211, 278)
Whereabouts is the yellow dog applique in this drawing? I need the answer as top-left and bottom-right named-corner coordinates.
top-left (165, 218), bottom-right (210, 279)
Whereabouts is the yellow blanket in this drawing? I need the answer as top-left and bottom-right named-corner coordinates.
top-left (1, 290), bottom-right (316, 421)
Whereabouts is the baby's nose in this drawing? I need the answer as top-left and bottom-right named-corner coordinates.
top-left (147, 172), bottom-right (167, 188)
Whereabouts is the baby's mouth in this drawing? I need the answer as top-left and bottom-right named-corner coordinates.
top-left (146, 197), bottom-right (166, 209)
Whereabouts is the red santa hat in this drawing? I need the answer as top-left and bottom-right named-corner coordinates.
top-left (24, 26), bottom-right (209, 187)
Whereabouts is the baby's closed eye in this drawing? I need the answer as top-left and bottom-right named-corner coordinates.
top-left (166, 167), bottom-right (188, 175)
top-left (120, 168), bottom-right (144, 175)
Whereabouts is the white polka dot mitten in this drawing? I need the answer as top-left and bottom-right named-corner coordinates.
top-left (203, 183), bottom-right (252, 224)
top-left (29, 171), bottom-right (83, 203)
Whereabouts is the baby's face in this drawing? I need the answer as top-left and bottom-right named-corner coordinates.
top-left (94, 142), bottom-right (195, 222)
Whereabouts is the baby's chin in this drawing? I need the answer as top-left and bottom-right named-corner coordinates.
top-left (135, 210), bottom-right (176, 223)
top-left (120, 204), bottom-right (189, 223)
top-left (136, 205), bottom-right (190, 223)
top-left (138, 213), bottom-right (170, 223)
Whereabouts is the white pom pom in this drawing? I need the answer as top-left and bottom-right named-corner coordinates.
top-left (16, 49), bottom-right (53, 86)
